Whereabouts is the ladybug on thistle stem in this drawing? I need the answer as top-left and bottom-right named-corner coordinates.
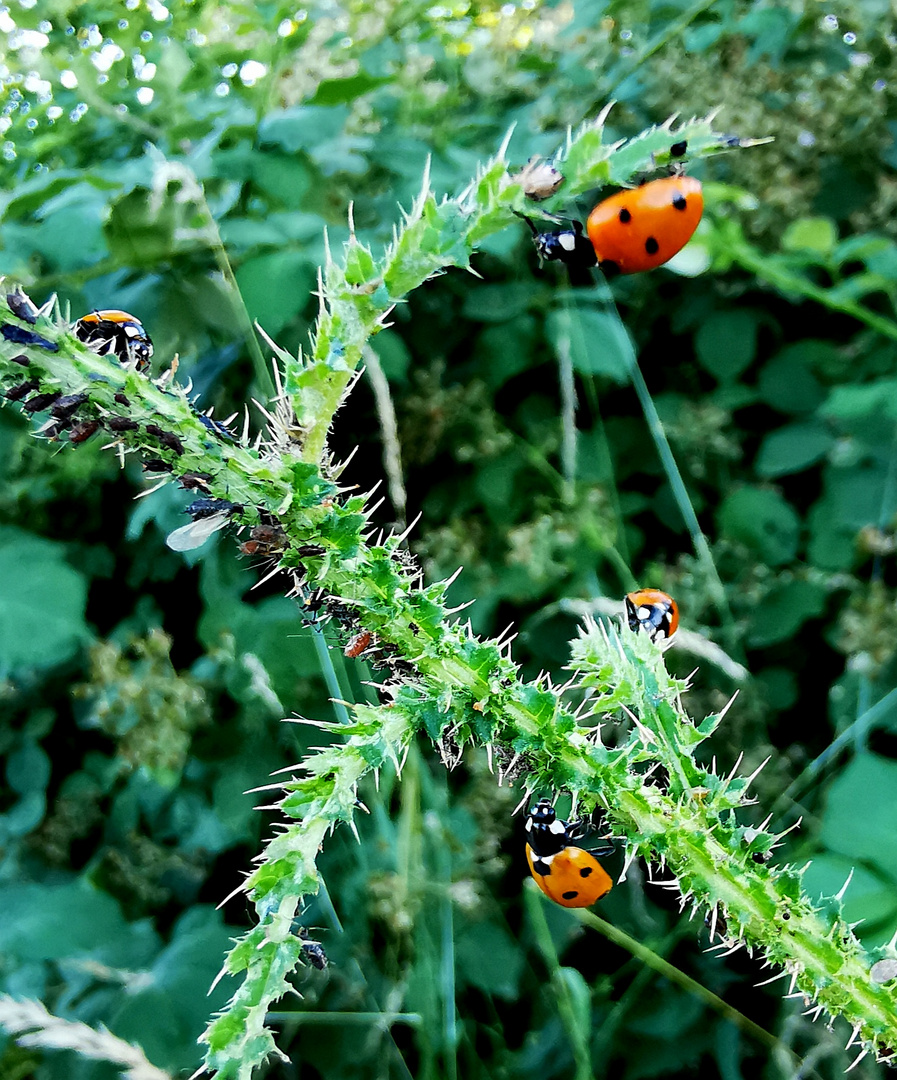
top-left (74, 309), bottom-right (153, 373)
top-left (524, 799), bottom-right (614, 908)
top-left (523, 142), bottom-right (703, 278)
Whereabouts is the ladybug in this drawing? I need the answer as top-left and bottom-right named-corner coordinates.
top-left (524, 799), bottom-right (613, 908)
top-left (75, 309), bottom-right (153, 372)
top-left (586, 175), bottom-right (703, 274)
top-left (624, 589), bottom-right (679, 643)
top-left (524, 172), bottom-right (703, 277)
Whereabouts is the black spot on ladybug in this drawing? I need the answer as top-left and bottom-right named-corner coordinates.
top-left (645, 237), bottom-right (660, 255)
top-left (618, 208), bottom-right (632, 223)
top-left (670, 140), bottom-right (688, 158)
top-left (580, 866), bottom-right (593, 878)
top-left (562, 890), bottom-right (579, 901)
top-left (673, 195), bottom-right (688, 211)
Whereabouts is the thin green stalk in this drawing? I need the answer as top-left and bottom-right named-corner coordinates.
top-left (266, 1011), bottom-right (422, 1026)
top-left (309, 623), bottom-right (353, 725)
top-left (577, 909), bottom-right (783, 1055)
top-left (526, 889), bottom-right (595, 1080)
top-left (729, 237), bottom-right (897, 343)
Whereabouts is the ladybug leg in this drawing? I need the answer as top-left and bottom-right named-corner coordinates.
top-left (588, 840), bottom-right (615, 859)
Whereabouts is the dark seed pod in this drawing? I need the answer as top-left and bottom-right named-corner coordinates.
top-left (114, 392), bottom-right (130, 406)
top-left (143, 458), bottom-right (173, 473)
top-left (10, 353), bottom-right (30, 367)
top-left (23, 391), bottom-right (62, 413)
top-left (108, 416), bottom-right (139, 432)
top-left (69, 419), bottom-right (101, 444)
top-left (296, 544), bottom-right (326, 558)
top-left (5, 379), bottom-right (39, 401)
top-left (51, 393), bottom-right (89, 419)
top-left (1, 324), bottom-right (58, 350)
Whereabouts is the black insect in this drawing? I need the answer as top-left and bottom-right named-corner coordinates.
top-left (1, 324), bottom-right (58, 351)
top-left (197, 414), bottom-right (235, 442)
top-left (51, 393), bottom-right (89, 420)
top-left (145, 424), bottom-right (185, 456)
top-left (5, 379), bottom-right (39, 402)
top-left (22, 391), bottom-right (62, 414)
top-left (7, 289), bottom-right (38, 324)
top-left (185, 498), bottom-right (242, 520)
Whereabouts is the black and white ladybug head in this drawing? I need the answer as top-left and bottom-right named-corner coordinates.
top-left (525, 798), bottom-right (571, 856)
top-left (525, 799), bottom-right (568, 834)
top-left (531, 219), bottom-right (598, 270)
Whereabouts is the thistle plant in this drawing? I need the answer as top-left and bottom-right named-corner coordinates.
top-left (2, 111), bottom-right (896, 1080)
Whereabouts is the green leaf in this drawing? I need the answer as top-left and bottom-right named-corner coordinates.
top-left (0, 526), bottom-right (90, 673)
top-left (781, 217), bottom-right (838, 256)
top-left (309, 72), bottom-right (391, 106)
top-left (6, 739), bottom-right (51, 795)
top-left (694, 310), bottom-right (759, 382)
top-left (821, 754), bottom-right (897, 880)
top-left (757, 349), bottom-right (825, 414)
top-left (746, 578), bottom-right (826, 647)
top-left (546, 306), bottom-right (632, 383)
top-left (235, 251), bottom-right (316, 336)
top-left (455, 919), bottom-right (524, 998)
top-left (755, 420), bottom-right (834, 477)
top-left (717, 487), bottom-right (800, 565)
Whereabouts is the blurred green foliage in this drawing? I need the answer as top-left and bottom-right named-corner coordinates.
top-left (1, 0), bottom-right (897, 1078)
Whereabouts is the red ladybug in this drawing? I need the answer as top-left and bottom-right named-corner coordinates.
top-left (524, 799), bottom-right (613, 908)
top-left (624, 589), bottom-right (680, 643)
top-left (586, 176), bottom-right (703, 274)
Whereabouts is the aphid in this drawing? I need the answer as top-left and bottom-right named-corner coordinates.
top-left (179, 472), bottom-right (213, 492)
top-left (525, 799), bottom-right (614, 908)
top-left (7, 288), bottom-right (38, 324)
top-left (197, 414), bottom-right (235, 442)
top-left (5, 379), bottom-right (39, 401)
top-left (145, 423), bottom-right (185, 456)
top-left (344, 631), bottom-right (373, 659)
top-left (297, 926), bottom-right (329, 970)
top-left (108, 416), bottom-right (139, 432)
top-left (514, 157), bottom-right (564, 201)
top-left (50, 393), bottom-right (88, 420)
top-left (69, 419), bottom-right (101, 444)
top-left (166, 499), bottom-right (242, 553)
top-left (74, 309), bottom-right (153, 372)
top-left (142, 458), bottom-right (173, 473)
top-left (22, 391), bottom-right (62, 414)
top-left (1, 324), bottom-right (58, 350)
top-left (185, 498), bottom-right (242, 519)
top-left (624, 589), bottom-right (679, 643)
